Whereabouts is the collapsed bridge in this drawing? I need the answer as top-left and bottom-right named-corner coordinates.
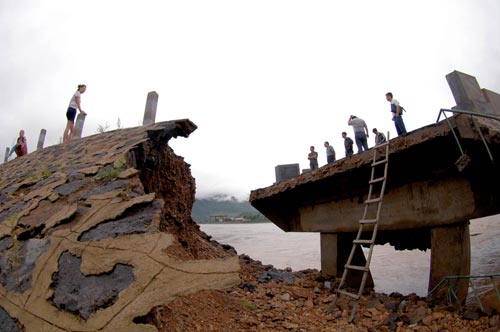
top-left (249, 71), bottom-right (500, 301)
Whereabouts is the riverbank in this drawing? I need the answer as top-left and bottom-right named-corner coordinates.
top-left (145, 255), bottom-right (499, 331)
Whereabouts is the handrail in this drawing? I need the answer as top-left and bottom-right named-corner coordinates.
top-left (428, 273), bottom-right (500, 312)
top-left (436, 108), bottom-right (499, 164)
top-left (437, 108), bottom-right (500, 123)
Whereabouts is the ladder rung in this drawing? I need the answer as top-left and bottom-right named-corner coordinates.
top-left (377, 141), bottom-right (390, 148)
top-left (365, 197), bottom-right (382, 204)
top-left (345, 264), bottom-right (369, 272)
top-left (371, 159), bottom-right (387, 166)
top-left (360, 219), bottom-right (377, 224)
top-left (337, 289), bottom-right (360, 300)
top-left (353, 239), bottom-right (373, 245)
top-left (369, 176), bottom-right (385, 184)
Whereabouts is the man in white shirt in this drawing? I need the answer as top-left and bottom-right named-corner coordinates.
top-left (386, 92), bottom-right (407, 136)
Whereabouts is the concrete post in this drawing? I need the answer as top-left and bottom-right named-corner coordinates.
top-left (72, 113), bottom-right (86, 139)
top-left (37, 129), bottom-right (47, 150)
top-left (4, 147), bottom-right (9, 163)
top-left (320, 233), bottom-right (338, 276)
top-left (142, 91), bottom-right (159, 126)
top-left (429, 222), bottom-right (470, 303)
top-left (446, 71), bottom-right (492, 114)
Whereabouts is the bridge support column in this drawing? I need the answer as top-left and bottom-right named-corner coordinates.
top-left (321, 233), bottom-right (374, 289)
top-left (429, 221), bottom-right (470, 303)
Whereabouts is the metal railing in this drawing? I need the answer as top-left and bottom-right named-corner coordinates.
top-left (437, 108), bottom-right (500, 164)
top-left (428, 273), bottom-right (500, 312)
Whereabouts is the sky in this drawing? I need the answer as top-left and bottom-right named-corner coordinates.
top-left (1, 0), bottom-right (500, 200)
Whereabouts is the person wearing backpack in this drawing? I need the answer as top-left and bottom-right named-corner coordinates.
top-left (385, 92), bottom-right (407, 136)
top-left (342, 132), bottom-right (354, 158)
top-left (372, 128), bottom-right (386, 145)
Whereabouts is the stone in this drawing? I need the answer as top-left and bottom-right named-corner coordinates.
top-left (0, 238), bottom-right (50, 292)
top-left (0, 306), bottom-right (23, 332)
top-left (462, 310), bottom-right (480, 321)
top-left (79, 166), bottom-right (100, 175)
top-left (78, 179), bottom-right (129, 200)
top-left (78, 198), bottom-right (161, 242)
top-left (400, 306), bottom-right (427, 324)
top-left (50, 252), bottom-right (134, 320)
top-left (117, 168), bottom-right (139, 179)
top-left (54, 179), bottom-right (88, 196)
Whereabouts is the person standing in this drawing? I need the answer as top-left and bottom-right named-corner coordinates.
top-left (348, 115), bottom-right (369, 153)
top-left (342, 132), bottom-right (354, 158)
top-left (308, 146), bottom-right (319, 170)
top-left (63, 84), bottom-right (87, 143)
top-left (324, 141), bottom-right (336, 164)
top-left (385, 92), bottom-right (407, 136)
top-left (15, 130), bottom-right (28, 157)
top-left (372, 128), bottom-right (387, 145)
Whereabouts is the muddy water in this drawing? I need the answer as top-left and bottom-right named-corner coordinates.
top-left (200, 214), bottom-right (500, 296)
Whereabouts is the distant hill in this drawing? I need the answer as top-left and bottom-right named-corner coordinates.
top-left (191, 196), bottom-right (269, 223)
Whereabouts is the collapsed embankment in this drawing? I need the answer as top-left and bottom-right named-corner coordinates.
top-left (0, 120), bottom-right (238, 332)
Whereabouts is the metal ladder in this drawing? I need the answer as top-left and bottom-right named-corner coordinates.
top-left (328, 133), bottom-right (390, 322)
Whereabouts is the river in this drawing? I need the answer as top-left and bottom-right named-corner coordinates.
top-left (200, 214), bottom-right (500, 296)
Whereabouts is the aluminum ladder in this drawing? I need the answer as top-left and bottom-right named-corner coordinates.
top-left (328, 133), bottom-right (390, 322)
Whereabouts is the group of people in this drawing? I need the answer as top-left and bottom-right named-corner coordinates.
top-left (307, 92), bottom-right (407, 170)
top-left (9, 84), bottom-right (87, 160)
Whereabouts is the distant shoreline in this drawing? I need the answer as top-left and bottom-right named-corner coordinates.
top-left (197, 220), bottom-right (271, 225)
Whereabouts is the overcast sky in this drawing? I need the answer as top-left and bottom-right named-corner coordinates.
top-left (1, 0), bottom-right (499, 200)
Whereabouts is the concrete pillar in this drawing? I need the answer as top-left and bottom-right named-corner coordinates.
top-left (71, 113), bottom-right (86, 139)
top-left (37, 129), bottom-right (47, 150)
top-left (446, 71), bottom-right (492, 114)
top-left (321, 233), bottom-right (338, 275)
top-left (143, 91), bottom-right (159, 126)
top-left (320, 232), bottom-right (374, 289)
top-left (4, 147), bottom-right (9, 163)
top-left (482, 89), bottom-right (500, 116)
top-left (429, 222), bottom-right (470, 303)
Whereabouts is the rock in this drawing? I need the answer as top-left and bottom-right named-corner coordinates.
top-left (0, 306), bottom-right (23, 332)
top-left (0, 238), bottom-right (50, 292)
top-left (462, 309), bottom-right (480, 320)
top-left (281, 293), bottom-right (291, 301)
top-left (489, 315), bottom-right (499, 327)
top-left (383, 312), bottom-right (399, 325)
top-left (51, 252), bottom-right (135, 319)
top-left (422, 314), bottom-right (434, 326)
top-left (385, 300), bottom-right (399, 312)
top-left (239, 283), bottom-right (257, 292)
top-left (400, 306), bottom-right (427, 324)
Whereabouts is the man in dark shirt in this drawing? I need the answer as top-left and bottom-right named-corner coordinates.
top-left (342, 132), bottom-right (354, 158)
top-left (308, 146), bottom-right (319, 170)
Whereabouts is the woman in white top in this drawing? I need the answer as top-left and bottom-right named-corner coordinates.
top-left (63, 84), bottom-right (87, 143)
